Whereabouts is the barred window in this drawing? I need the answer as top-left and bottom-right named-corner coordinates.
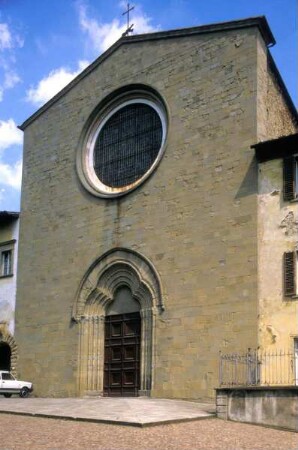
top-left (78, 90), bottom-right (167, 198)
top-left (93, 103), bottom-right (163, 188)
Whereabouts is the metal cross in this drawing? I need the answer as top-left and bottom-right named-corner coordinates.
top-left (122, 3), bottom-right (134, 37)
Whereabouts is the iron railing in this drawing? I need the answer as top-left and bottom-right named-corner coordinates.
top-left (219, 349), bottom-right (298, 387)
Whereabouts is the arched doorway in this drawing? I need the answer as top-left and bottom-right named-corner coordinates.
top-left (0, 326), bottom-right (18, 375)
top-left (73, 248), bottom-right (165, 397)
top-left (0, 342), bottom-right (11, 370)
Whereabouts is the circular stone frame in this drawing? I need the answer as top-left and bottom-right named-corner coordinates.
top-left (77, 88), bottom-right (168, 198)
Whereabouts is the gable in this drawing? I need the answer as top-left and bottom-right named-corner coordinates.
top-left (20, 16), bottom-right (275, 131)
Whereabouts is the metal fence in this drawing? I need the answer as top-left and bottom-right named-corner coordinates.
top-left (219, 349), bottom-right (298, 387)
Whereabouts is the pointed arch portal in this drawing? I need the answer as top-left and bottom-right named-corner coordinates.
top-left (72, 248), bottom-right (165, 397)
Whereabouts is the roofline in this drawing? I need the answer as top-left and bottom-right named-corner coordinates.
top-left (252, 133), bottom-right (298, 162)
top-left (267, 52), bottom-right (298, 124)
top-left (122, 16), bottom-right (275, 45)
top-left (0, 211), bottom-right (19, 222)
top-left (19, 16), bottom-right (275, 131)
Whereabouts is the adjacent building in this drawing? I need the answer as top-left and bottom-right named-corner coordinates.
top-left (0, 211), bottom-right (19, 373)
top-left (254, 133), bottom-right (298, 358)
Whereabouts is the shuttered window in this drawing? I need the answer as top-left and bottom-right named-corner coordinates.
top-left (283, 157), bottom-right (297, 201)
top-left (283, 251), bottom-right (297, 297)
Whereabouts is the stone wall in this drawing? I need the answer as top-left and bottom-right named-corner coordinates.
top-left (266, 60), bottom-right (297, 139)
top-left (256, 35), bottom-right (297, 142)
top-left (15, 26), bottom-right (294, 399)
top-left (216, 387), bottom-right (298, 432)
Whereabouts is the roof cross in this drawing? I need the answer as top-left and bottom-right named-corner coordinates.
top-left (122, 3), bottom-right (134, 37)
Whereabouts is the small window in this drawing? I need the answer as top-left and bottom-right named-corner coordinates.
top-left (0, 240), bottom-right (15, 278)
top-left (1, 250), bottom-right (12, 276)
top-left (283, 156), bottom-right (297, 201)
top-left (283, 251), bottom-right (297, 297)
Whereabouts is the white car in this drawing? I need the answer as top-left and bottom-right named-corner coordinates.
top-left (0, 371), bottom-right (33, 398)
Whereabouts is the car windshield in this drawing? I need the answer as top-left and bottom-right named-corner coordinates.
top-left (1, 373), bottom-right (15, 380)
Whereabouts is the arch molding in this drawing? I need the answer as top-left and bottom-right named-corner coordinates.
top-left (73, 248), bottom-right (165, 396)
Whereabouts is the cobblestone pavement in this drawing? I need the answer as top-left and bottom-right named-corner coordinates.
top-left (0, 414), bottom-right (297, 450)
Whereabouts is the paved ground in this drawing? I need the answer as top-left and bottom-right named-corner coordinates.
top-left (0, 397), bottom-right (296, 449)
top-left (0, 397), bottom-right (214, 426)
top-left (0, 413), bottom-right (297, 450)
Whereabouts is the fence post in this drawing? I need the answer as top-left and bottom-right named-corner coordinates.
top-left (247, 348), bottom-right (251, 385)
top-left (219, 351), bottom-right (222, 386)
top-left (257, 349), bottom-right (261, 384)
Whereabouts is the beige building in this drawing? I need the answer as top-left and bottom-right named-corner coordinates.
top-left (254, 134), bottom-right (298, 379)
top-left (15, 17), bottom-right (298, 399)
top-left (0, 211), bottom-right (19, 373)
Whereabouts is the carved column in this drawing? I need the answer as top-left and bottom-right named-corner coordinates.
top-left (90, 315), bottom-right (105, 394)
top-left (78, 315), bottom-right (105, 396)
top-left (78, 317), bottom-right (88, 394)
top-left (139, 307), bottom-right (153, 396)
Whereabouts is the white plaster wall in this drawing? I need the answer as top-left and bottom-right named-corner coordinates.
top-left (258, 159), bottom-right (298, 349)
top-left (0, 219), bottom-right (19, 335)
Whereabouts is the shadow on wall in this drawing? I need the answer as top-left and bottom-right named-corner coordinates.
top-left (235, 158), bottom-right (258, 199)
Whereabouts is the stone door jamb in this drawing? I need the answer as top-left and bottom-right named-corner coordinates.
top-left (72, 248), bottom-right (165, 397)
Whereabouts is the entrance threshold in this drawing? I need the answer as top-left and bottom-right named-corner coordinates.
top-left (0, 397), bottom-right (215, 427)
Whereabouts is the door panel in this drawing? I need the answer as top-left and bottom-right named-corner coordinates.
top-left (104, 312), bottom-right (140, 397)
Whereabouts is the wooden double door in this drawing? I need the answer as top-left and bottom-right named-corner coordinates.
top-left (104, 312), bottom-right (141, 397)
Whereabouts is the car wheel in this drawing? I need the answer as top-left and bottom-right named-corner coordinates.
top-left (4, 393), bottom-right (12, 398)
top-left (19, 387), bottom-right (29, 398)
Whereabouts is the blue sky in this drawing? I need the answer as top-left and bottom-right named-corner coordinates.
top-left (0, 0), bottom-right (297, 211)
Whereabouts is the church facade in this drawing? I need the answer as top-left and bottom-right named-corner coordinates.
top-left (16, 17), bottom-right (298, 399)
